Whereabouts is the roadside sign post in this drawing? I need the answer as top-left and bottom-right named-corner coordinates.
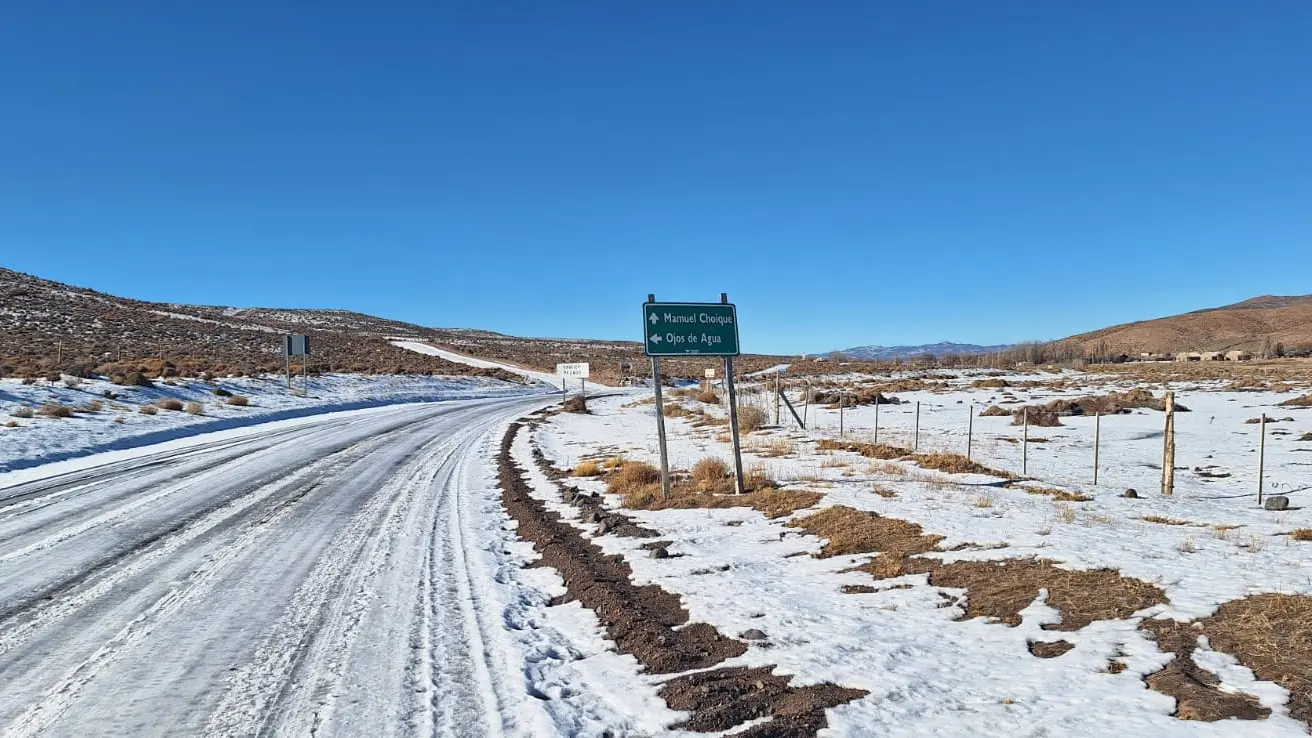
top-left (283, 335), bottom-right (311, 395)
top-left (643, 294), bottom-right (744, 496)
top-left (556, 363), bottom-right (590, 406)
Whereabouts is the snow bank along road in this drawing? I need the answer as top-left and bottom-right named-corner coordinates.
top-left (0, 395), bottom-right (571, 737)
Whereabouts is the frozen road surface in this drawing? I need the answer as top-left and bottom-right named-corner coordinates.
top-left (0, 396), bottom-right (562, 737)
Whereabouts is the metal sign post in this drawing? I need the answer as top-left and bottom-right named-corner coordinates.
top-left (283, 335), bottom-right (311, 395)
top-left (556, 363), bottom-right (590, 405)
top-left (643, 294), bottom-right (744, 496)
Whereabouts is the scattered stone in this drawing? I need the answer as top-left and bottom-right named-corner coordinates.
top-left (1265, 496), bottom-right (1290, 511)
top-left (1124, 489), bottom-right (1139, 499)
top-left (650, 547), bottom-right (670, 559)
top-left (741, 629), bottom-right (768, 641)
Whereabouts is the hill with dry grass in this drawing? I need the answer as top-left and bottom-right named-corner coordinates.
top-left (0, 267), bottom-right (518, 380)
top-left (1062, 295), bottom-right (1312, 356)
top-left (0, 267), bottom-right (867, 383)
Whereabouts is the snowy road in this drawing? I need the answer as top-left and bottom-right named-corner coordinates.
top-left (0, 395), bottom-right (563, 737)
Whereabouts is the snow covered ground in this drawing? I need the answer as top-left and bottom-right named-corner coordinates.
top-left (530, 371), bottom-right (1312, 736)
top-left (391, 339), bottom-right (572, 388)
top-left (0, 372), bottom-right (542, 472)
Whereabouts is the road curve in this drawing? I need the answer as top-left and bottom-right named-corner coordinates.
top-left (0, 395), bottom-right (557, 737)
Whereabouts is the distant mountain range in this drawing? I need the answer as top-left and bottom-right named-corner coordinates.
top-left (833, 342), bottom-right (1015, 360)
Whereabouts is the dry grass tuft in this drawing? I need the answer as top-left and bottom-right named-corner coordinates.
top-left (574, 459), bottom-right (602, 477)
top-left (184, 401), bottom-right (204, 415)
top-left (1009, 484), bottom-right (1093, 502)
top-left (695, 389), bottom-right (721, 404)
top-left (156, 398), bottom-right (184, 411)
top-left (1290, 529), bottom-right (1312, 541)
top-left (979, 405), bottom-right (1010, 417)
top-left (610, 461), bottom-right (662, 495)
top-left (909, 453), bottom-right (1017, 479)
top-left (1300, 432), bottom-right (1312, 442)
top-left (816, 439), bottom-right (909, 460)
top-left (736, 405), bottom-right (768, 433)
top-left (1141, 515), bottom-right (1197, 526)
top-left (139, 405), bottom-right (158, 415)
top-left (789, 505), bottom-right (943, 559)
top-left (10, 406), bottom-right (35, 419)
top-left (227, 394), bottom-right (250, 406)
top-left (871, 486), bottom-right (898, 499)
top-left (691, 457), bottom-right (730, 491)
top-left (38, 403), bottom-right (75, 419)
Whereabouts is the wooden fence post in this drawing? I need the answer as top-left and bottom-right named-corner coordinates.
top-left (1022, 407), bottom-right (1029, 476)
top-left (1161, 392), bottom-right (1176, 496)
top-left (914, 401), bottom-right (920, 451)
top-left (1258, 413), bottom-right (1267, 506)
top-left (1093, 411), bottom-right (1101, 485)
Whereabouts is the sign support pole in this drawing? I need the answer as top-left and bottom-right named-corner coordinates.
top-left (721, 293), bottom-right (746, 495)
top-left (648, 296), bottom-right (672, 501)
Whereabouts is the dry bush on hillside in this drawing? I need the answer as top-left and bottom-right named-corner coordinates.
top-left (1011, 405), bottom-right (1063, 427)
top-left (563, 395), bottom-right (588, 414)
top-left (156, 398), bottom-right (184, 411)
top-left (184, 401), bottom-right (203, 415)
top-left (1290, 529), bottom-right (1312, 542)
top-left (10, 406), bottom-right (34, 419)
top-left (695, 389), bottom-right (720, 404)
top-left (1279, 394), bottom-right (1312, 407)
top-left (611, 461), bottom-right (662, 495)
top-left (139, 405), bottom-right (158, 415)
top-left (978, 405), bottom-right (1010, 417)
top-left (227, 395), bottom-right (249, 406)
top-left (574, 460), bottom-right (601, 477)
top-left (38, 403), bottom-right (75, 419)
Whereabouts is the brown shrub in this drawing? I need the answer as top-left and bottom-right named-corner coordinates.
top-left (184, 401), bottom-right (204, 415)
top-left (156, 398), bottom-right (184, 411)
top-left (695, 390), bottom-right (721, 404)
top-left (609, 461), bottom-right (662, 495)
top-left (978, 405), bottom-right (1010, 417)
top-left (970, 378), bottom-right (1011, 388)
top-left (226, 394), bottom-right (249, 406)
top-left (81, 399), bottom-right (103, 412)
top-left (691, 457), bottom-right (731, 491)
top-left (563, 395), bottom-right (588, 414)
top-left (1290, 529), bottom-right (1312, 541)
top-left (1011, 405), bottom-right (1062, 427)
top-left (574, 459), bottom-right (601, 477)
top-left (38, 403), bottom-right (75, 419)
top-left (10, 406), bottom-right (34, 419)
top-left (909, 453), bottom-right (1016, 479)
top-left (736, 405), bottom-right (768, 433)
top-left (117, 371), bottom-right (154, 387)
top-left (139, 405), bottom-right (158, 415)
top-left (4, 420), bottom-right (17, 428)
top-left (1279, 394), bottom-right (1312, 407)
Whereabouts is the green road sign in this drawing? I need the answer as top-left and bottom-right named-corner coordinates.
top-left (643, 302), bottom-right (740, 356)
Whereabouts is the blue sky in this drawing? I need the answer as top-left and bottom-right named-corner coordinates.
top-left (2, 2), bottom-right (1310, 355)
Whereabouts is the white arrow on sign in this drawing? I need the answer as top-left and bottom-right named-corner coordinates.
top-left (649, 313), bottom-right (659, 324)
top-left (651, 335), bottom-right (662, 344)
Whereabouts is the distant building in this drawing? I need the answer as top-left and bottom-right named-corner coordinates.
top-left (1225, 350), bottom-right (1253, 361)
top-left (1200, 351), bottom-right (1223, 361)
top-left (1176, 352), bottom-right (1202, 362)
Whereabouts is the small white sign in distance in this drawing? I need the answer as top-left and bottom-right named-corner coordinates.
top-left (704, 368), bottom-right (716, 378)
top-left (556, 362), bottom-right (590, 379)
